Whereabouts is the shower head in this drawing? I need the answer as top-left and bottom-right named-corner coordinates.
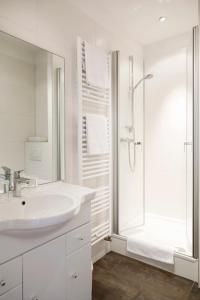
top-left (144, 74), bottom-right (153, 80)
top-left (133, 73), bottom-right (153, 90)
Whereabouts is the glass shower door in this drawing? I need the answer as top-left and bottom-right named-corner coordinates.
top-left (185, 36), bottom-right (193, 255)
top-left (191, 26), bottom-right (199, 258)
top-left (117, 51), bottom-right (144, 235)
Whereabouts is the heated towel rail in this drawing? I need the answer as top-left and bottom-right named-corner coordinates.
top-left (77, 37), bottom-right (112, 246)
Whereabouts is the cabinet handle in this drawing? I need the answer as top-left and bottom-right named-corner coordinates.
top-left (77, 236), bottom-right (84, 241)
top-left (72, 273), bottom-right (79, 279)
top-left (0, 280), bottom-right (6, 287)
top-left (32, 297), bottom-right (39, 300)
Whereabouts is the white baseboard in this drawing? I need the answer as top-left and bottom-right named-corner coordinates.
top-left (174, 253), bottom-right (198, 282)
top-left (92, 239), bottom-right (111, 264)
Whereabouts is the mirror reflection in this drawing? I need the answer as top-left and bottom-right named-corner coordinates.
top-left (0, 32), bottom-right (64, 188)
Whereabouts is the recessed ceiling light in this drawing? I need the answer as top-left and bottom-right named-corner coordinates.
top-left (159, 16), bottom-right (167, 22)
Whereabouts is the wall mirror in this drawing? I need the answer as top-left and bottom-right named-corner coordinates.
top-left (0, 31), bottom-right (65, 186)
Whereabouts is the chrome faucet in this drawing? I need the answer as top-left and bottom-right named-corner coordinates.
top-left (13, 170), bottom-right (36, 197)
top-left (1, 166), bottom-right (37, 197)
top-left (1, 166), bottom-right (14, 191)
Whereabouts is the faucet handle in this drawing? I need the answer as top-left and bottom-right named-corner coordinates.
top-left (28, 178), bottom-right (38, 187)
top-left (14, 170), bottom-right (24, 178)
top-left (2, 166), bottom-right (12, 175)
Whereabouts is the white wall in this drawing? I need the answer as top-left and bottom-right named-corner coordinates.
top-left (0, 35), bottom-right (36, 170)
top-left (144, 33), bottom-right (193, 221)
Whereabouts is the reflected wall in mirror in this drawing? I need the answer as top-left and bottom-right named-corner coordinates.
top-left (0, 31), bottom-right (65, 185)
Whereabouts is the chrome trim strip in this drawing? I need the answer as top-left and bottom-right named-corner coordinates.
top-left (112, 51), bottom-right (119, 234)
top-left (192, 26), bottom-right (199, 259)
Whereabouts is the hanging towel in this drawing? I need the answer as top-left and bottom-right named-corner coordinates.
top-left (86, 113), bottom-right (109, 155)
top-left (85, 42), bottom-right (108, 89)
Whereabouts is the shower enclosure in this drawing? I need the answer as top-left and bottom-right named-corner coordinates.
top-left (112, 26), bottom-right (199, 263)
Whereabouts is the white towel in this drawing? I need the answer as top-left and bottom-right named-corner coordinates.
top-left (127, 233), bottom-right (175, 264)
top-left (86, 114), bottom-right (109, 155)
top-left (85, 42), bottom-right (108, 89)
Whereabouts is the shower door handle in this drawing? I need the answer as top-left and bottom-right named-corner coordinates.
top-left (184, 142), bottom-right (192, 152)
top-left (135, 141), bottom-right (142, 152)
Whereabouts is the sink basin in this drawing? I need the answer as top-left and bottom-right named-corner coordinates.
top-left (0, 194), bottom-right (80, 232)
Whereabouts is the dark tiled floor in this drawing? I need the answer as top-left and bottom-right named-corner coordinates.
top-left (92, 252), bottom-right (200, 300)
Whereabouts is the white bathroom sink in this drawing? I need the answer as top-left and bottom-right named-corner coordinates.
top-left (0, 194), bottom-right (80, 232)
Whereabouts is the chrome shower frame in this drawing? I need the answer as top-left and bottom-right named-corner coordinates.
top-left (192, 25), bottom-right (199, 260)
top-left (112, 51), bottom-right (119, 234)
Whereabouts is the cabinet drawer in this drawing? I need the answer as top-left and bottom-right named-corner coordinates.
top-left (66, 223), bottom-right (91, 255)
top-left (66, 244), bottom-right (92, 300)
top-left (0, 257), bottom-right (22, 296)
top-left (0, 285), bottom-right (22, 300)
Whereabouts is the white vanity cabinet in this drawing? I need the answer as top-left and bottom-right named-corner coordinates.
top-left (0, 178), bottom-right (95, 300)
top-left (22, 224), bottom-right (92, 300)
top-left (0, 222), bottom-right (92, 300)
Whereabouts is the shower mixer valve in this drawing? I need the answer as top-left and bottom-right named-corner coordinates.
top-left (120, 137), bottom-right (134, 143)
top-left (120, 137), bottom-right (142, 147)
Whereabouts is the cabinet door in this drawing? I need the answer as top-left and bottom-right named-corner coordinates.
top-left (23, 236), bottom-right (66, 300)
top-left (66, 244), bottom-right (92, 300)
top-left (0, 285), bottom-right (22, 300)
top-left (0, 257), bottom-right (22, 296)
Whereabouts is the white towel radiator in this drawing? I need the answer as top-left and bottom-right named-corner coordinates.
top-left (77, 37), bottom-right (112, 246)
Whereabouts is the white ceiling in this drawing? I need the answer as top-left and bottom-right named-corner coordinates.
top-left (69, 0), bottom-right (198, 45)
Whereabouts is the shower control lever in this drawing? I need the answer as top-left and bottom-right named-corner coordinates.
top-left (120, 137), bottom-right (134, 143)
top-left (120, 138), bottom-right (142, 146)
